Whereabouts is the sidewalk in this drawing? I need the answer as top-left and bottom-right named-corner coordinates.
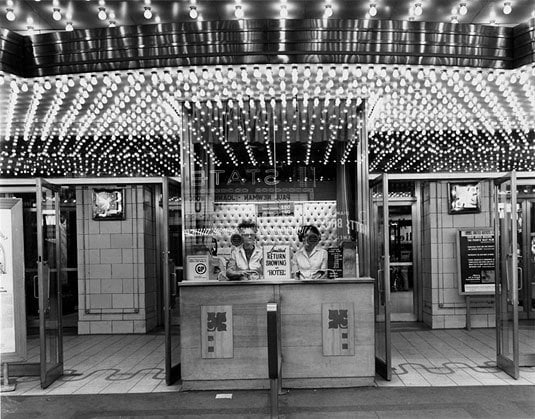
top-left (2, 385), bottom-right (535, 418)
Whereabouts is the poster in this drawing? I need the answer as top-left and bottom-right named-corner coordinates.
top-left (0, 199), bottom-right (26, 362)
top-left (0, 210), bottom-right (15, 353)
top-left (186, 255), bottom-right (210, 281)
top-left (263, 245), bottom-right (291, 280)
top-left (256, 202), bottom-right (294, 218)
top-left (327, 248), bottom-right (343, 278)
top-left (457, 229), bottom-right (495, 294)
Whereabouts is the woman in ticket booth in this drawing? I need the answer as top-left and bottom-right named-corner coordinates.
top-left (292, 225), bottom-right (328, 280)
top-left (226, 220), bottom-right (263, 280)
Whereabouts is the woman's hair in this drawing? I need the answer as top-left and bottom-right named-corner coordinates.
top-left (238, 220), bottom-right (258, 232)
top-left (297, 225), bottom-right (321, 242)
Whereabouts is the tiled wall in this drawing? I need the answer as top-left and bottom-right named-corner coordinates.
top-left (421, 181), bottom-right (495, 329)
top-left (76, 186), bottom-right (159, 334)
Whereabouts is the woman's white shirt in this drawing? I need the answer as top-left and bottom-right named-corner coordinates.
top-left (292, 246), bottom-right (328, 279)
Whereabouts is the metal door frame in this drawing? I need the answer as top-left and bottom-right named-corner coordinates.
top-left (36, 178), bottom-right (64, 388)
top-left (371, 174), bottom-right (391, 380)
top-left (493, 171), bottom-right (519, 379)
top-left (162, 177), bottom-right (182, 385)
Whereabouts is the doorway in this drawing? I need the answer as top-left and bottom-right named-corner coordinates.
top-left (387, 182), bottom-right (421, 322)
top-left (518, 192), bottom-right (535, 320)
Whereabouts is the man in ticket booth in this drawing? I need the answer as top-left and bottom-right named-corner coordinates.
top-left (226, 220), bottom-right (263, 280)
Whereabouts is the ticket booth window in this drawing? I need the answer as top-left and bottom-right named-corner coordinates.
top-left (180, 97), bottom-right (369, 281)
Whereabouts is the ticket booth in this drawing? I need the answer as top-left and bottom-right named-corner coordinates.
top-left (175, 97), bottom-right (381, 389)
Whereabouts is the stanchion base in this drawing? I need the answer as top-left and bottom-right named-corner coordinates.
top-left (1, 382), bottom-right (16, 392)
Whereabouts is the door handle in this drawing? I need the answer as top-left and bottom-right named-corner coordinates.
top-left (33, 275), bottom-right (38, 299)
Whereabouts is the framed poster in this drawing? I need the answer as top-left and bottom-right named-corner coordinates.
top-left (0, 198), bottom-right (27, 362)
top-left (448, 182), bottom-right (481, 214)
top-left (92, 189), bottom-right (125, 220)
top-left (457, 228), bottom-right (495, 295)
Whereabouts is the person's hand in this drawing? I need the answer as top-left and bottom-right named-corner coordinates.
top-left (311, 271), bottom-right (325, 280)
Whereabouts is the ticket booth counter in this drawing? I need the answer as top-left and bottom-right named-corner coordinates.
top-left (179, 278), bottom-right (374, 390)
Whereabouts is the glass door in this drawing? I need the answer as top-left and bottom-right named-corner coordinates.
top-left (494, 172), bottom-right (519, 379)
top-left (36, 178), bottom-right (64, 388)
top-left (162, 177), bottom-right (182, 385)
top-left (371, 174), bottom-right (391, 380)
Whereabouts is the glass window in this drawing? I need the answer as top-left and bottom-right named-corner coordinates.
top-left (181, 97), bottom-right (369, 281)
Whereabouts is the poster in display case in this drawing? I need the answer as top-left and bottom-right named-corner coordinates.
top-left (92, 189), bottom-right (125, 220)
top-left (0, 198), bottom-right (27, 363)
top-left (448, 182), bottom-right (481, 214)
top-left (456, 228), bottom-right (495, 295)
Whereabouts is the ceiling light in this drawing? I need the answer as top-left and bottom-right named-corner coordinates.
top-left (52, 8), bottom-right (62, 21)
top-left (6, 8), bottom-right (15, 21)
top-left (189, 6), bottom-right (198, 19)
top-left (503, 2), bottom-right (512, 15)
top-left (27, 26), bottom-right (34, 36)
top-left (65, 22), bottom-right (73, 31)
top-left (280, 4), bottom-right (288, 19)
top-left (234, 5), bottom-right (244, 19)
top-left (369, 3), bottom-right (377, 17)
top-left (109, 20), bottom-right (116, 27)
top-left (143, 6), bottom-right (152, 19)
top-left (459, 3), bottom-right (468, 16)
top-left (324, 4), bottom-right (333, 18)
top-left (451, 15), bottom-right (459, 23)
top-left (98, 7), bottom-right (107, 20)
top-left (414, 3), bottom-right (423, 16)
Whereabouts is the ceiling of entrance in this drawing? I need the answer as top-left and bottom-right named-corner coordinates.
top-left (0, 1), bottom-right (534, 176)
top-left (1, 0), bottom-right (534, 34)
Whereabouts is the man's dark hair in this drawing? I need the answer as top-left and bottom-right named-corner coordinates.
top-left (238, 220), bottom-right (258, 231)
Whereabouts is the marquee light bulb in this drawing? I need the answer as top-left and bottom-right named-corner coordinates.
top-left (280, 4), bottom-right (288, 19)
top-left (144, 7), bottom-right (152, 19)
top-left (98, 8), bottom-right (107, 20)
top-left (6, 8), bottom-right (15, 21)
top-left (65, 22), bottom-right (73, 31)
top-left (52, 8), bottom-right (62, 21)
top-left (234, 5), bottom-right (244, 19)
top-left (189, 6), bottom-right (198, 19)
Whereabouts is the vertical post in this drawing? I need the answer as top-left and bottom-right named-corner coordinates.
top-left (1, 363), bottom-right (16, 392)
top-left (267, 302), bottom-right (279, 418)
top-left (466, 295), bottom-right (471, 331)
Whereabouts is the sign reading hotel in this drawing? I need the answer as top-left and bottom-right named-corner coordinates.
top-left (201, 305), bottom-right (233, 359)
top-left (263, 245), bottom-right (291, 280)
top-left (457, 229), bottom-right (495, 295)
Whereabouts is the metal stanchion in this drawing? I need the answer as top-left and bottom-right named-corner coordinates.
top-left (1, 363), bottom-right (16, 392)
top-left (267, 302), bottom-right (279, 418)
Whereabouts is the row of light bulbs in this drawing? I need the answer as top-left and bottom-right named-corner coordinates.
top-left (0, 63), bottom-right (534, 175)
top-left (4, 0), bottom-right (534, 33)
top-left (1, 63), bottom-right (534, 140)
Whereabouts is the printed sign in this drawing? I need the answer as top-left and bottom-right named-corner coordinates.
top-left (0, 199), bottom-right (26, 362)
top-left (186, 255), bottom-right (210, 281)
top-left (327, 248), bottom-right (343, 278)
top-left (0, 209), bottom-right (15, 353)
top-left (457, 229), bottom-right (495, 294)
top-left (201, 305), bottom-right (233, 358)
top-left (322, 303), bottom-right (355, 356)
top-left (256, 202), bottom-right (294, 218)
top-left (263, 245), bottom-right (291, 280)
